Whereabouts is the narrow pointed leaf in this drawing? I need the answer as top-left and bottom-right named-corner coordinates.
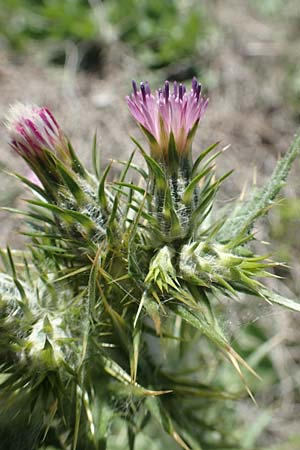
top-left (92, 131), bottom-right (101, 179)
top-left (98, 161), bottom-right (113, 210)
top-left (218, 130), bottom-right (300, 241)
top-left (67, 139), bottom-right (87, 178)
top-left (182, 166), bottom-right (214, 204)
top-left (258, 288), bottom-right (300, 313)
top-left (192, 141), bottom-right (220, 176)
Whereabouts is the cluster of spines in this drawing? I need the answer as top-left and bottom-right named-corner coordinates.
top-left (1, 91), bottom-right (300, 450)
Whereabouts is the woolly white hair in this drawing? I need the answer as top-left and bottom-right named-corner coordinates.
top-left (5, 102), bottom-right (62, 154)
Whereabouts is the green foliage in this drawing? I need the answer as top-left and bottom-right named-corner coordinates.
top-left (217, 132), bottom-right (300, 243)
top-left (106, 0), bottom-right (211, 70)
top-left (0, 123), bottom-right (300, 449)
top-left (0, 0), bottom-right (212, 71)
top-left (0, 0), bottom-right (98, 49)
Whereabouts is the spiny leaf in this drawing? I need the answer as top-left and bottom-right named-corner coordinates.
top-left (138, 290), bottom-right (162, 333)
top-left (73, 384), bottom-right (83, 450)
top-left (100, 354), bottom-right (171, 396)
top-left (138, 125), bottom-right (159, 148)
top-left (126, 192), bottom-right (147, 244)
top-left (6, 246), bottom-right (27, 302)
top-left (67, 139), bottom-right (87, 178)
top-left (182, 166), bottom-right (214, 204)
top-left (190, 189), bottom-right (216, 226)
top-left (113, 182), bottom-right (147, 197)
top-left (131, 137), bottom-right (167, 190)
top-left (5, 171), bottom-right (47, 199)
top-left (218, 130), bottom-right (300, 241)
top-left (161, 372), bottom-right (237, 399)
top-left (87, 246), bottom-right (102, 319)
top-left (55, 160), bottom-right (85, 203)
top-left (54, 266), bottom-right (90, 282)
top-left (130, 325), bottom-right (141, 384)
top-left (193, 150), bottom-right (224, 186)
top-left (109, 151), bottom-right (136, 224)
top-left (117, 160), bottom-right (148, 180)
top-left (192, 141), bottom-right (220, 176)
top-left (167, 131), bottom-right (179, 171)
top-left (163, 188), bottom-right (181, 237)
top-left (1, 206), bottom-right (56, 225)
top-left (26, 200), bottom-right (95, 230)
top-left (98, 161), bottom-right (113, 211)
top-left (173, 303), bottom-right (259, 381)
top-left (257, 287), bottom-right (300, 313)
top-left (92, 131), bottom-right (101, 180)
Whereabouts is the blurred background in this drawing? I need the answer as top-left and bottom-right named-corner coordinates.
top-left (1, 1), bottom-right (300, 448)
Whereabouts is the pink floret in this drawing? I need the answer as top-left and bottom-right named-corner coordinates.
top-left (5, 103), bottom-right (65, 158)
top-left (127, 77), bottom-right (208, 156)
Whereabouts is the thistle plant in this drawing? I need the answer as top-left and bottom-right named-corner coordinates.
top-left (1, 78), bottom-right (300, 450)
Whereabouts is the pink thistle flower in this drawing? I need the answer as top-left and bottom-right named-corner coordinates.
top-left (127, 77), bottom-right (208, 160)
top-left (5, 103), bottom-right (68, 162)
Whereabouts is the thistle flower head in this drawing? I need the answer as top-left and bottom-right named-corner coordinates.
top-left (5, 103), bottom-right (68, 162)
top-left (127, 77), bottom-right (208, 160)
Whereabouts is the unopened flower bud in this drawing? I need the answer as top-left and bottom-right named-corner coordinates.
top-left (5, 103), bottom-right (68, 163)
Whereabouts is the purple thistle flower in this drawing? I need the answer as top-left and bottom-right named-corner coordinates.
top-left (5, 103), bottom-right (68, 162)
top-left (127, 77), bottom-right (209, 159)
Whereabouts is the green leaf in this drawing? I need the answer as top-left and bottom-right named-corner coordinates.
top-left (113, 182), bottom-right (147, 197)
top-left (26, 200), bottom-right (95, 230)
top-left (173, 301), bottom-right (259, 382)
top-left (162, 372), bottom-right (237, 400)
top-left (67, 139), bottom-right (87, 178)
top-left (98, 161), bottom-right (113, 211)
top-left (55, 159), bottom-right (85, 202)
top-left (139, 125), bottom-right (159, 148)
top-left (131, 137), bottom-right (167, 190)
top-left (182, 166), bottom-right (214, 204)
top-left (100, 354), bottom-right (170, 396)
top-left (129, 325), bottom-right (141, 384)
top-left (6, 171), bottom-right (47, 199)
top-left (1, 207), bottom-right (56, 225)
top-left (258, 287), bottom-right (300, 313)
top-left (92, 131), bottom-right (101, 180)
top-left (6, 246), bottom-right (27, 301)
top-left (163, 188), bottom-right (181, 237)
top-left (109, 151), bottom-right (136, 227)
top-left (71, 382), bottom-right (82, 450)
top-left (117, 160), bottom-right (148, 180)
top-left (192, 141), bottom-right (220, 176)
top-left (167, 131), bottom-right (179, 171)
top-left (218, 130), bottom-right (300, 241)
